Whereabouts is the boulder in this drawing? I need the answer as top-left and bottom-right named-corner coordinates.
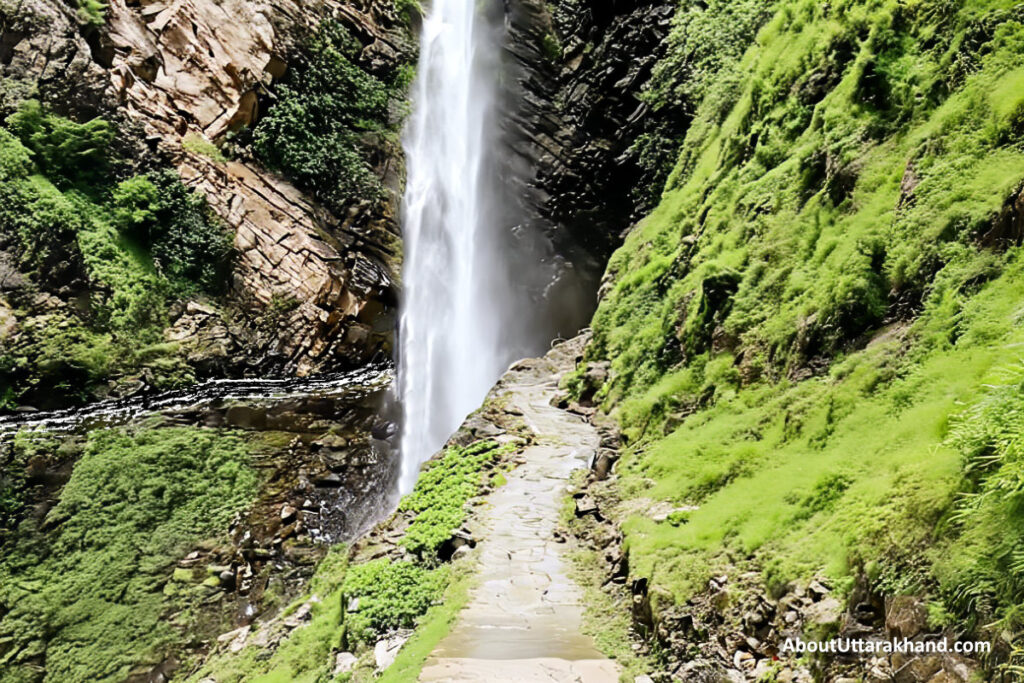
top-left (333, 652), bottom-right (358, 676)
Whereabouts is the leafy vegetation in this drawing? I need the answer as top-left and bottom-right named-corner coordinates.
top-left (76, 0), bottom-right (106, 26)
top-left (398, 440), bottom-right (512, 557)
top-left (252, 21), bottom-right (407, 213)
top-left (111, 171), bottom-right (233, 292)
top-left (575, 0), bottom-right (1024, 647)
top-left (935, 363), bottom-right (1024, 630)
top-left (0, 426), bottom-right (257, 683)
top-left (340, 560), bottom-right (450, 647)
top-left (394, 0), bottom-right (421, 21)
top-left (0, 101), bottom-right (233, 408)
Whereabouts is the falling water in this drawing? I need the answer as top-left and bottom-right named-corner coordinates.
top-left (398, 1), bottom-right (514, 494)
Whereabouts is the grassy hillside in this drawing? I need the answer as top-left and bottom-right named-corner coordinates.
top-left (576, 0), bottom-right (1024, 646)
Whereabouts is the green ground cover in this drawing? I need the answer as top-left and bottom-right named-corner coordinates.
top-left (0, 426), bottom-right (258, 683)
top-left (576, 0), bottom-right (1024, 637)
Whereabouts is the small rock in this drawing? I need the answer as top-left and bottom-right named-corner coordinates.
top-left (808, 579), bottom-right (830, 600)
top-left (333, 652), bottom-right (358, 676)
top-left (804, 596), bottom-right (843, 631)
top-left (374, 633), bottom-right (409, 670)
top-left (886, 596), bottom-right (928, 639)
top-left (216, 625), bottom-right (250, 653)
top-left (892, 653), bottom-right (942, 682)
top-left (574, 495), bottom-right (599, 517)
top-left (280, 504), bottom-right (297, 522)
top-left (634, 676), bottom-right (654, 683)
top-left (733, 650), bottom-right (754, 671)
top-left (347, 597), bottom-right (360, 613)
top-left (452, 545), bottom-right (472, 560)
top-left (313, 472), bottom-right (343, 488)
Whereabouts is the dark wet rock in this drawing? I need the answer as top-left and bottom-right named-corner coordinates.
top-left (438, 529), bottom-right (476, 563)
top-left (313, 472), bottom-right (344, 488)
top-left (225, 405), bottom-right (267, 429)
top-left (503, 0), bottom-right (682, 267)
top-left (371, 419), bottom-right (398, 440)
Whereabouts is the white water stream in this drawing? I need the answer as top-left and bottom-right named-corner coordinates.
top-left (397, 1), bottom-right (514, 493)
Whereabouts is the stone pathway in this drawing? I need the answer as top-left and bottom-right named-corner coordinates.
top-left (419, 350), bottom-right (620, 682)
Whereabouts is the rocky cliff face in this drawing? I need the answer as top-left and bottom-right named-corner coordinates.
top-left (0, 0), bottom-right (413, 379)
top-left (502, 0), bottom-right (682, 273)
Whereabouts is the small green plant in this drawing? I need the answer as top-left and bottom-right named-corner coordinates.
top-left (394, 0), bottom-right (420, 20)
top-left (541, 33), bottom-right (562, 60)
top-left (77, 0), bottom-right (106, 25)
top-left (182, 133), bottom-right (228, 163)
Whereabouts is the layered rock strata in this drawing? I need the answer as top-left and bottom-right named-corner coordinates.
top-left (0, 0), bottom-right (413, 375)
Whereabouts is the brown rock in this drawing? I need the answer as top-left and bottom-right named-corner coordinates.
top-left (886, 596), bottom-right (929, 640)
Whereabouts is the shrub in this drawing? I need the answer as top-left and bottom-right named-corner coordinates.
top-left (5, 100), bottom-right (113, 185)
top-left (341, 560), bottom-right (449, 647)
top-left (252, 21), bottom-right (394, 212)
top-left (111, 171), bottom-right (233, 293)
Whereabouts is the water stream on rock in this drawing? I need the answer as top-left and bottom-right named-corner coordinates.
top-left (398, 1), bottom-right (514, 493)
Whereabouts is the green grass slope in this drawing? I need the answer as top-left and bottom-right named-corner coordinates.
top-left (577, 0), bottom-right (1024, 642)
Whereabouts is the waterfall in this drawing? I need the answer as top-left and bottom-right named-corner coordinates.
top-left (397, 1), bottom-right (512, 493)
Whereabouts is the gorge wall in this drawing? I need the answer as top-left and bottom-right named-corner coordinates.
top-left (0, 0), bottom-right (414, 410)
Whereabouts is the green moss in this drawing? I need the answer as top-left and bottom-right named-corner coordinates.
top-left (567, 546), bottom-right (653, 680)
top-left (581, 0), bottom-right (1024, 637)
top-left (181, 134), bottom-right (227, 163)
top-left (541, 33), bottom-right (562, 61)
top-left (0, 426), bottom-right (257, 683)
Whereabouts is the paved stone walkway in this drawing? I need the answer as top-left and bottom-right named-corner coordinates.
top-left (419, 353), bottom-right (620, 683)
